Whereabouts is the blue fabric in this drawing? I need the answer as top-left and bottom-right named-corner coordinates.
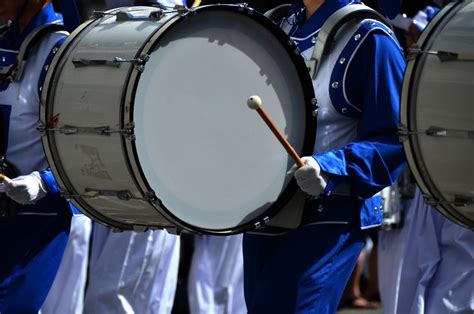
top-left (38, 36), bottom-right (67, 95)
top-left (425, 6), bottom-right (441, 21)
top-left (40, 169), bottom-right (82, 216)
top-left (329, 20), bottom-right (403, 118)
top-left (52, 0), bottom-right (80, 33)
top-left (0, 208), bottom-right (70, 313)
top-left (40, 169), bottom-right (61, 194)
top-left (243, 220), bottom-right (365, 313)
top-left (0, 5), bottom-right (71, 312)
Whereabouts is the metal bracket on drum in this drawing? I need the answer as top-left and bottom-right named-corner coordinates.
top-left (92, 10), bottom-right (164, 21)
top-left (38, 122), bottom-right (136, 140)
top-left (61, 188), bottom-right (157, 202)
top-left (72, 55), bottom-right (150, 72)
top-left (253, 216), bottom-right (271, 230)
top-left (398, 124), bottom-right (474, 141)
top-left (408, 47), bottom-right (474, 62)
top-left (423, 194), bottom-right (474, 208)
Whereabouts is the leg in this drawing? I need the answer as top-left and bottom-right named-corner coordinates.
top-left (243, 223), bottom-right (365, 314)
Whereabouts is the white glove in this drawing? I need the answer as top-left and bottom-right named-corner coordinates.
top-left (0, 171), bottom-right (48, 205)
top-left (294, 156), bottom-right (328, 196)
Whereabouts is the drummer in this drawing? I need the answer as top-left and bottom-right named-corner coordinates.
top-left (242, 0), bottom-right (406, 312)
top-left (0, 0), bottom-right (74, 312)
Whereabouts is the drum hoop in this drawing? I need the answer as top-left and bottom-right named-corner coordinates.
top-left (400, 1), bottom-right (473, 229)
top-left (123, 4), bottom-right (317, 234)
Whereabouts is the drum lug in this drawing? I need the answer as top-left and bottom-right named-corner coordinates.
top-left (408, 47), bottom-right (474, 62)
top-left (72, 55), bottom-right (150, 69)
top-left (93, 9), bottom-right (166, 21)
top-left (38, 122), bottom-right (136, 139)
top-left (254, 216), bottom-right (271, 230)
top-left (397, 123), bottom-right (409, 142)
top-left (61, 188), bottom-right (140, 201)
top-left (144, 190), bottom-right (158, 202)
top-left (398, 123), bottom-right (474, 141)
top-left (237, 3), bottom-right (249, 12)
top-left (423, 194), bottom-right (474, 207)
top-left (37, 121), bottom-right (46, 135)
top-left (311, 98), bottom-right (319, 117)
top-left (453, 196), bottom-right (474, 207)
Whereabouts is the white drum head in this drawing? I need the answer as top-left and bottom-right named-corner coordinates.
top-left (133, 8), bottom-right (312, 231)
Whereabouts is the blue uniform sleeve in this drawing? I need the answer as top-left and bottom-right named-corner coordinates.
top-left (39, 168), bottom-right (61, 194)
top-left (315, 30), bottom-right (406, 198)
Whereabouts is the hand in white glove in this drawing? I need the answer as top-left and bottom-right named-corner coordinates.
top-left (294, 156), bottom-right (328, 196)
top-left (0, 171), bottom-right (48, 205)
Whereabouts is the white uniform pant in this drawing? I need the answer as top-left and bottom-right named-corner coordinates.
top-left (41, 215), bottom-right (93, 314)
top-left (84, 223), bottom-right (180, 314)
top-left (378, 188), bottom-right (474, 314)
top-left (188, 234), bottom-right (246, 314)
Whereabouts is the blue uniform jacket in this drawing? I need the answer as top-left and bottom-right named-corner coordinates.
top-left (287, 0), bottom-right (406, 229)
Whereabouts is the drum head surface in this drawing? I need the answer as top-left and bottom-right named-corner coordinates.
top-left (402, 1), bottom-right (474, 229)
top-left (134, 9), bottom-right (309, 231)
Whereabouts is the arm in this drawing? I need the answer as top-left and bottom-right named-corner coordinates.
top-left (315, 30), bottom-right (406, 198)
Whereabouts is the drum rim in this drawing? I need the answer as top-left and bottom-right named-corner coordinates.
top-left (123, 4), bottom-right (317, 234)
top-left (400, 0), bottom-right (474, 229)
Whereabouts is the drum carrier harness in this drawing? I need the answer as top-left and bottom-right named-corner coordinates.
top-left (261, 4), bottom-right (395, 232)
top-left (0, 23), bottom-right (64, 217)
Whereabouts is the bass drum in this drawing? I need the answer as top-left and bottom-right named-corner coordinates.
top-left (41, 5), bottom-right (316, 234)
top-left (401, 0), bottom-right (474, 230)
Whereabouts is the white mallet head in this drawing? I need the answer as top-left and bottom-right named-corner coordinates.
top-left (247, 95), bottom-right (262, 110)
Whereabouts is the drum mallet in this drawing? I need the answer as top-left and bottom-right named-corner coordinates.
top-left (247, 95), bottom-right (305, 168)
top-left (0, 174), bottom-right (11, 184)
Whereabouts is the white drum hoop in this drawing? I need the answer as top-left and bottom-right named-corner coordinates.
top-left (401, 0), bottom-right (474, 230)
top-left (41, 5), bottom-right (317, 234)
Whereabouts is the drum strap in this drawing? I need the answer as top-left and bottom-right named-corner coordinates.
top-left (307, 4), bottom-right (391, 79)
top-left (264, 4), bottom-right (292, 24)
top-left (0, 23), bottom-right (64, 83)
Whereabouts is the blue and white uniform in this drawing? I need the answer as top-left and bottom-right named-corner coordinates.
top-left (378, 187), bottom-right (474, 314)
top-left (0, 4), bottom-right (72, 312)
top-left (84, 223), bottom-right (181, 314)
top-left (243, 1), bottom-right (406, 313)
top-left (188, 234), bottom-right (246, 314)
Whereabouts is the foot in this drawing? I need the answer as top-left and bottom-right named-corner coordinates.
top-left (346, 295), bottom-right (380, 309)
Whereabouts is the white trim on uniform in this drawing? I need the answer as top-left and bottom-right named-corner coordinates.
top-left (342, 25), bottom-right (400, 110)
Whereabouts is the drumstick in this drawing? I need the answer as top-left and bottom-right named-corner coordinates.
top-left (191, 0), bottom-right (202, 8)
top-left (247, 95), bottom-right (305, 168)
top-left (0, 174), bottom-right (12, 184)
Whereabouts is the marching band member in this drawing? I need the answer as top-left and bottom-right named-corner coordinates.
top-left (242, 0), bottom-right (406, 312)
top-left (0, 0), bottom-right (74, 312)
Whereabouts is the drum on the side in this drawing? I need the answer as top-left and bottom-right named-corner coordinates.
top-left (400, 0), bottom-right (474, 230)
top-left (41, 5), bottom-right (316, 234)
